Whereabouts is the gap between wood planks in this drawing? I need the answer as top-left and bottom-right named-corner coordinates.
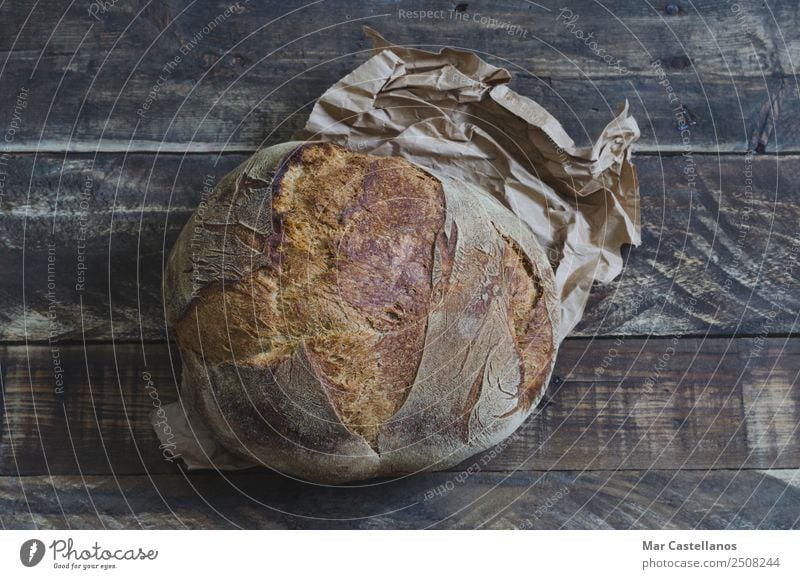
top-left (0, 145), bottom-right (791, 155)
top-left (1, 333), bottom-right (797, 347)
top-left (3, 468), bottom-right (799, 477)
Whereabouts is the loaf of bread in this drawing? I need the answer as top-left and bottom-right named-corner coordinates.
top-left (163, 142), bottom-right (560, 483)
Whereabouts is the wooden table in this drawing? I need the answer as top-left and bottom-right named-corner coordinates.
top-left (1, 0), bottom-right (798, 529)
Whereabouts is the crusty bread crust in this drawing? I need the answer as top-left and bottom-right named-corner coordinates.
top-left (164, 142), bottom-right (560, 482)
top-left (174, 143), bottom-right (445, 447)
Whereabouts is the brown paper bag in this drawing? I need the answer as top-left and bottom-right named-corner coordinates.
top-left (155, 27), bottom-right (641, 470)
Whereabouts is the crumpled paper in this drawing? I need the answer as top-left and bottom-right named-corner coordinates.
top-left (296, 28), bottom-right (640, 342)
top-left (154, 27), bottom-right (640, 470)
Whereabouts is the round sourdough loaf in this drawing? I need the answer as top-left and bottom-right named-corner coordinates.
top-left (163, 142), bottom-right (560, 483)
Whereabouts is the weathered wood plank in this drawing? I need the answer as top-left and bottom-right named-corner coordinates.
top-left (0, 153), bottom-right (243, 342)
top-left (1, 469), bottom-right (797, 529)
top-left (0, 0), bottom-right (797, 152)
top-left (3, 0), bottom-right (795, 76)
top-left (2, 153), bottom-right (798, 341)
top-left (376, 0), bottom-right (800, 78)
top-left (1, 338), bottom-right (798, 476)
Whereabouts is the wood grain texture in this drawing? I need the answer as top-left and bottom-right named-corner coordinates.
top-left (1, 338), bottom-right (798, 476)
top-left (1, 0), bottom-right (799, 531)
top-left (0, 0), bottom-right (797, 152)
top-left (1, 469), bottom-right (798, 529)
top-left (0, 153), bottom-right (242, 343)
top-left (2, 153), bottom-right (798, 342)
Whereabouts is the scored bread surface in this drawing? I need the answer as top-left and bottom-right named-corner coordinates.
top-left (164, 142), bottom-right (560, 482)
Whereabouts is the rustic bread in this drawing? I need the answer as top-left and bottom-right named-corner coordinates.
top-left (163, 142), bottom-right (560, 483)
